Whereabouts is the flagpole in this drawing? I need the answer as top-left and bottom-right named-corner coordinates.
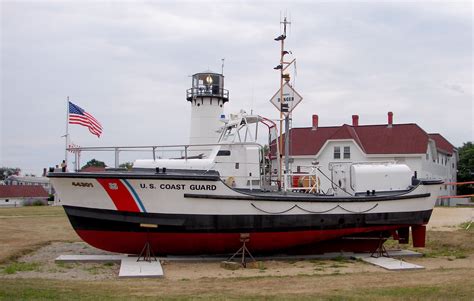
top-left (65, 96), bottom-right (69, 168)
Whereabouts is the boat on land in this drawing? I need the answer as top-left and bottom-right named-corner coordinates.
top-left (49, 105), bottom-right (442, 256)
top-left (49, 21), bottom-right (442, 256)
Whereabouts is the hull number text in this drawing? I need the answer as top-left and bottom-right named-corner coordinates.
top-left (72, 182), bottom-right (94, 188)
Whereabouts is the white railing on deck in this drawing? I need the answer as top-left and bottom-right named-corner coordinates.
top-left (283, 165), bottom-right (322, 193)
top-left (67, 142), bottom-right (265, 187)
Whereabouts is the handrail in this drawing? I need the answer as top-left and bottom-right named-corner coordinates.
top-left (283, 166), bottom-right (322, 193)
top-left (68, 142), bottom-right (264, 174)
top-left (186, 87), bottom-right (229, 100)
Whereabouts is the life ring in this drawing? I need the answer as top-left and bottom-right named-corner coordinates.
top-left (225, 176), bottom-right (236, 187)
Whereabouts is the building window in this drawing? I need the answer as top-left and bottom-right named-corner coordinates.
top-left (343, 146), bottom-right (350, 159)
top-left (334, 146), bottom-right (341, 159)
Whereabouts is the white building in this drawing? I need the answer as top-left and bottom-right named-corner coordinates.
top-left (0, 185), bottom-right (49, 207)
top-left (274, 112), bottom-right (457, 196)
top-left (4, 174), bottom-right (54, 194)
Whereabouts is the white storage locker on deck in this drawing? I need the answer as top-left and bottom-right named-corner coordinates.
top-left (350, 163), bottom-right (413, 193)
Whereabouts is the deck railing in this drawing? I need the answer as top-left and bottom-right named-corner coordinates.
top-left (67, 142), bottom-right (265, 186)
top-left (283, 165), bottom-right (322, 193)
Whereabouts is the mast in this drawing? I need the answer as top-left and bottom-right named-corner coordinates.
top-left (65, 96), bottom-right (70, 167)
top-left (271, 16), bottom-right (301, 191)
top-left (277, 17), bottom-right (289, 190)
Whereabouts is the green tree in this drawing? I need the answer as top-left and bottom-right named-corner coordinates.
top-left (81, 159), bottom-right (106, 170)
top-left (119, 162), bottom-right (133, 170)
top-left (0, 167), bottom-right (21, 181)
top-left (457, 142), bottom-right (474, 195)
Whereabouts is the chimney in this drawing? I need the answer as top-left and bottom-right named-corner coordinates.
top-left (42, 168), bottom-right (47, 177)
top-left (388, 111), bottom-right (393, 127)
top-left (312, 114), bottom-right (318, 130)
top-left (352, 115), bottom-right (359, 127)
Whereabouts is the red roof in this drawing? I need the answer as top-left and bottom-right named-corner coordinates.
top-left (277, 126), bottom-right (339, 156)
top-left (354, 124), bottom-right (428, 155)
top-left (428, 133), bottom-right (455, 155)
top-left (80, 166), bottom-right (106, 172)
top-left (0, 186), bottom-right (49, 198)
top-left (275, 123), bottom-right (442, 156)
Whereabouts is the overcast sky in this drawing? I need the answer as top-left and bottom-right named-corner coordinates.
top-left (1, 1), bottom-right (472, 175)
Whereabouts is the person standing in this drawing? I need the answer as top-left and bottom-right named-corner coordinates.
top-left (60, 160), bottom-right (67, 172)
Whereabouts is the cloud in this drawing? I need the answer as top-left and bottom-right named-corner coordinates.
top-left (1, 1), bottom-right (472, 175)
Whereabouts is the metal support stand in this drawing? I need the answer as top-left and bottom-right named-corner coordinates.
top-left (137, 232), bottom-right (157, 262)
top-left (370, 234), bottom-right (389, 258)
top-left (227, 233), bottom-right (256, 268)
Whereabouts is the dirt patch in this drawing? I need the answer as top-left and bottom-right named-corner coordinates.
top-left (163, 257), bottom-right (382, 281)
top-left (428, 207), bottom-right (474, 231)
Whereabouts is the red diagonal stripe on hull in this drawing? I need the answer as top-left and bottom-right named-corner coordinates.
top-left (96, 179), bottom-right (140, 212)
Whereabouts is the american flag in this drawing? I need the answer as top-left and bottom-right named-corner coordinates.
top-left (68, 101), bottom-right (103, 137)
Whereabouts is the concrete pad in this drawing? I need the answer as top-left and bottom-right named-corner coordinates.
top-left (386, 250), bottom-right (423, 258)
top-left (119, 257), bottom-right (164, 278)
top-left (354, 250), bottom-right (423, 259)
top-left (55, 254), bottom-right (126, 263)
top-left (360, 257), bottom-right (424, 271)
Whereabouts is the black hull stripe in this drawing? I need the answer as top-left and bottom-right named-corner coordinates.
top-left (64, 205), bottom-right (432, 234)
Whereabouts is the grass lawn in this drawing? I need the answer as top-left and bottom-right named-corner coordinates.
top-left (0, 206), bottom-right (79, 263)
top-left (0, 271), bottom-right (473, 301)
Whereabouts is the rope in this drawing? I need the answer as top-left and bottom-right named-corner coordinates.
top-left (296, 203), bottom-right (378, 214)
top-left (444, 181), bottom-right (474, 185)
top-left (437, 194), bottom-right (474, 199)
top-left (251, 203), bottom-right (379, 215)
top-left (338, 203), bottom-right (379, 214)
top-left (295, 204), bottom-right (338, 214)
top-left (251, 203), bottom-right (297, 214)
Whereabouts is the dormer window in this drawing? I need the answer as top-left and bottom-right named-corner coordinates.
top-left (334, 146), bottom-right (341, 159)
top-left (343, 146), bottom-right (351, 159)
